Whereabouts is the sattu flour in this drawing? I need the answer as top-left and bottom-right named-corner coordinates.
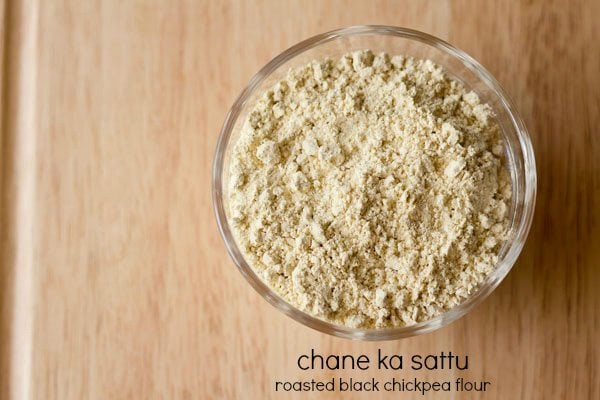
top-left (228, 50), bottom-right (511, 328)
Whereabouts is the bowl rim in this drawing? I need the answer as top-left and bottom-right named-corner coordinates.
top-left (212, 25), bottom-right (537, 340)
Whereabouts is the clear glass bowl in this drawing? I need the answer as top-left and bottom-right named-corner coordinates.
top-left (212, 25), bottom-right (537, 340)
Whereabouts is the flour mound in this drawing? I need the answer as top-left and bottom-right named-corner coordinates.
top-left (228, 50), bottom-right (511, 329)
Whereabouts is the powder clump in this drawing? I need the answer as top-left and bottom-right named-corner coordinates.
top-left (228, 50), bottom-right (511, 328)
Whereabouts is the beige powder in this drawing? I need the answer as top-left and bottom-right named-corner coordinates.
top-left (228, 50), bottom-right (511, 328)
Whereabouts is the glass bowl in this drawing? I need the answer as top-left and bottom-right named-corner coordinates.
top-left (212, 25), bottom-right (537, 340)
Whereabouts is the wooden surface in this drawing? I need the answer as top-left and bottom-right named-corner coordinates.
top-left (1, 1), bottom-right (599, 399)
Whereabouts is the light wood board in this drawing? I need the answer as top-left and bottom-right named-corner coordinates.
top-left (1, 0), bottom-right (599, 399)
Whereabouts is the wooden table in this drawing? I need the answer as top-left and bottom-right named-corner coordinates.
top-left (1, 1), bottom-right (598, 399)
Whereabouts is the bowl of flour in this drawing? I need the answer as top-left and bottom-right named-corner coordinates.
top-left (213, 26), bottom-right (536, 340)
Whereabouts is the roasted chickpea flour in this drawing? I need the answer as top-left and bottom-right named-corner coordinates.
top-left (227, 50), bottom-right (511, 329)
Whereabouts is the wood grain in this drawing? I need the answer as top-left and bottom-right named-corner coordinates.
top-left (1, 0), bottom-right (599, 399)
